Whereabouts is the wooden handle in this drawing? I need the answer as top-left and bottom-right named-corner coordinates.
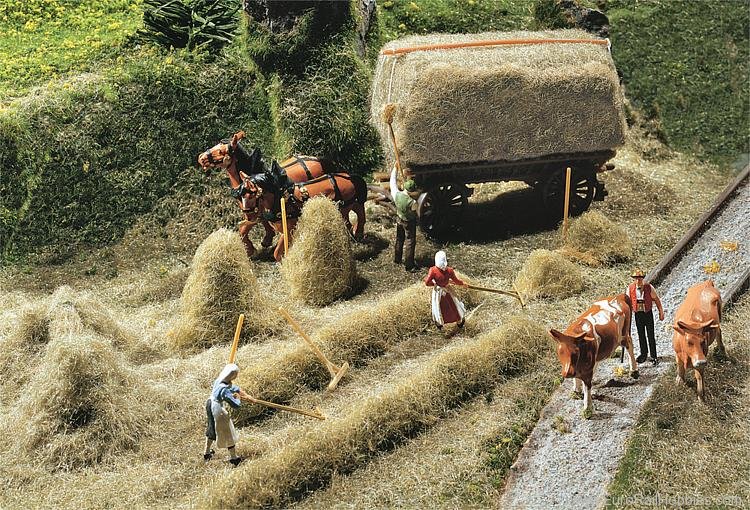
top-left (279, 308), bottom-right (337, 376)
top-left (239, 394), bottom-right (325, 420)
top-left (562, 166), bottom-right (572, 242)
top-left (281, 197), bottom-right (289, 257)
top-left (228, 314), bottom-right (245, 364)
top-left (465, 284), bottom-right (524, 307)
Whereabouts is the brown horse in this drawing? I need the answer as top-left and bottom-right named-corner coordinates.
top-left (248, 171), bottom-right (368, 261)
top-left (197, 131), bottom-right (328, 258)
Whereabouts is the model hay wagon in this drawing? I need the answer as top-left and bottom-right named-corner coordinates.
top-left (370, 29), bottom-right (627, 238)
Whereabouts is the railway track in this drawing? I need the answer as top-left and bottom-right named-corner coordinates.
top-left (499, 165), bottom-right (749, 510)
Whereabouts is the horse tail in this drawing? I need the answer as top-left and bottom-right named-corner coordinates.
top-left (351, 174), bottom-right (368, 205)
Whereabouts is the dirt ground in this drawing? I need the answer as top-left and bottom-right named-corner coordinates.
top-left (0, 136), bottom-right (734, 508)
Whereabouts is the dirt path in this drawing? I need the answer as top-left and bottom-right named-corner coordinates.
top-left (499, 173), bottom-right (749, 510)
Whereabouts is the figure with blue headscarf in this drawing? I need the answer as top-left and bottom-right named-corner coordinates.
top-left (204, 363), bottom-right (246, 466)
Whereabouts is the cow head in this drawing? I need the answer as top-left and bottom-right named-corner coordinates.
top-left (549, 329), bottom-right (589, 378)
top-left (673, 319), bottom-right (718, 368)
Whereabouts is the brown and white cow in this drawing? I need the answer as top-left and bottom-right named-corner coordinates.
top-left (672, 280), bottom-right (724, 401)
top-left (549, 294), bottom-right (639, 417)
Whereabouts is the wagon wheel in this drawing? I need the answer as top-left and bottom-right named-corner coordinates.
top-left (417, 183), bottom-right (469, 239)
top-left (541, 168), bottom-right (596, 217)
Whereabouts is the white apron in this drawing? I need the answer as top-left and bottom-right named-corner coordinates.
top-left (211, 399), bottom-right (239, 449)
top-left (431, 286), bottom-right (465, 326)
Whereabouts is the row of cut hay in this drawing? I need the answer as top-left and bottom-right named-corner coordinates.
top-left (371, 29), bottom-right (626, 169)
top-left (558, 210), bottom-right (633, 266)
top-left (280, 197), bottom-right (358, 306)
top-left (169, 229), bottom-right (280, 353)
top-left (232, 281), bottom-right (480, 424)
top-left (204, 316), bottom-right (552, 508)
top-left (7, 331), bottom-right (153, 471)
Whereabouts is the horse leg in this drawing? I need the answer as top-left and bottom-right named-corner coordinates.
top-left (351, 201), bottom-right (366, 240)
top-left (238, 219), bottom-right (256, 259)
top-left (273, 220), bottom-right (297, 262)
top-left (261, 219), bottom-right (276, 248)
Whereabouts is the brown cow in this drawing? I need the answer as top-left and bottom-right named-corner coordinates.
top-left (549, 294), bottom-right (639, 418)
top-left (672, 280), bottom-right (724, 401)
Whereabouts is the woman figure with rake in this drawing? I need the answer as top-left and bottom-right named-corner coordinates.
top-left (204, 363), bottom-right (250, 467)
top-left (424, 250), bottom-right (467, 329)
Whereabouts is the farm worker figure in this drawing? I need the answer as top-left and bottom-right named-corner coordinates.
top-left (424, 250), bottom-right (466, 329)
top-left (390, 166), bottom-right (420, 271)
top-left (204, 363), bottom-right (249, 466)
top-left (626, 269), bottom-right (665, 365)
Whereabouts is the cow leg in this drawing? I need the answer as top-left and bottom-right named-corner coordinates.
top-left (625, 336), bottom-right (639, 378)
top-left (714, 327), bottom-right (726, 356)
top-left (570, 378), bottom-right (583, 400)
top-left (695, 366), bottom-right (706, 402)
top-left (675, 360), bottom-right (686, 385)
top-left (581, 379), bottom-right (593, 419)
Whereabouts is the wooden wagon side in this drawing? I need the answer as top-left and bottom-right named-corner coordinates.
top-left (372, 150), bottom-right (615, 239)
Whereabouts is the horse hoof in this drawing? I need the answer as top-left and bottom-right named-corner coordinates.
top-left (581, 408), bottom-right (593, 420)
top-left (630, 370), bottom-right (640, 379)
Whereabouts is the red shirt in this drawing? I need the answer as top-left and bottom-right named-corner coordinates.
top-left (425, 266), bottom-right (464, 287)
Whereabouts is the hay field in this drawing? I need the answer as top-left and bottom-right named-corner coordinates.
top-left (0, 136), bottom-right (731, 508)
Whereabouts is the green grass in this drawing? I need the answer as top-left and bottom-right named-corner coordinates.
top-left (377, 0), bottom-right (535, 41)
top-left (607, 0), bottom-right (749, 163)
top-left (0, 0), bottom-right (144, 100)
top-left (0, 46), bottom-right (274, 261)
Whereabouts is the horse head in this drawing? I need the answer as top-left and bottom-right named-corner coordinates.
top-left (198, 131), bottom-right (246, 173)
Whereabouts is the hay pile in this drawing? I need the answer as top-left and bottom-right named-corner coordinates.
top-left (371, 29), bottom-right (626, 168)
top-left (559, 211), bottom-right (634, 266)
top-left (280, 197), bottom-right (357, 306)
top-left (205, 316), bottom-right (551, 508)
top-left (0, 286), bottom-right (153, 398)
top-left (233, 281), bottom-right (479, 423)
top-left (170, 228), bottom-right (277, 352)
top-left (514, 249), bottom-right (584, 299)
top-left (14, 334), bottom-right (151, 470)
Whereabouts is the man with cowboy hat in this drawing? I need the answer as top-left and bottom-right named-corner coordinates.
top-left (390, 166), bottom-right (420, 271)
top-left (626, 268), bottom-right (665, 365)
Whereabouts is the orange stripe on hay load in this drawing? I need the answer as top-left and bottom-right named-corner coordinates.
top-left (380, 38), bottom-right (610, 56)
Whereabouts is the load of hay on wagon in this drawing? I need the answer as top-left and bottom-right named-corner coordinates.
top-left (371, 29), bottom-right (627, 171)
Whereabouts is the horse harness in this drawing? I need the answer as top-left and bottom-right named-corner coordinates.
top-left (295, 173), bottom-right (355, 207)
top-left (282, 156), bottom-right (316, 181)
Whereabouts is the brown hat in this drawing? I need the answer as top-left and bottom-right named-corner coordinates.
top-left (631, 268), bottom-right (645, 278)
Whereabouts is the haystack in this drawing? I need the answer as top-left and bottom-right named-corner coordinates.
top-left (371, 29), bottom-right (626, 169)
top-left (15, 334), bottom-right (150, 470)
top-left (171, 228), bottom-right (277, 352)
top-left (560, 211), bottom-right (633, 266)
top-left (515, 249), bottom-right (584, 299)
top-left (0, 286), bottom-right (151, 398)
top-left (280, 197), bottom-right (357, 306)
top-left (205, 317), bottom-right (551, 508)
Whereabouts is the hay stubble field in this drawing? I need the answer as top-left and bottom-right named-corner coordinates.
top-left (0, 131), bottom-right (740, 508)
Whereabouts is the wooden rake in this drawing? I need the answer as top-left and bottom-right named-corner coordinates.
top-left (279, 307), bottom-right (350, 391)
top-left (462, 283), bottom-right (526, 308)
top-left (227, 314), bottom-right (325, 420)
